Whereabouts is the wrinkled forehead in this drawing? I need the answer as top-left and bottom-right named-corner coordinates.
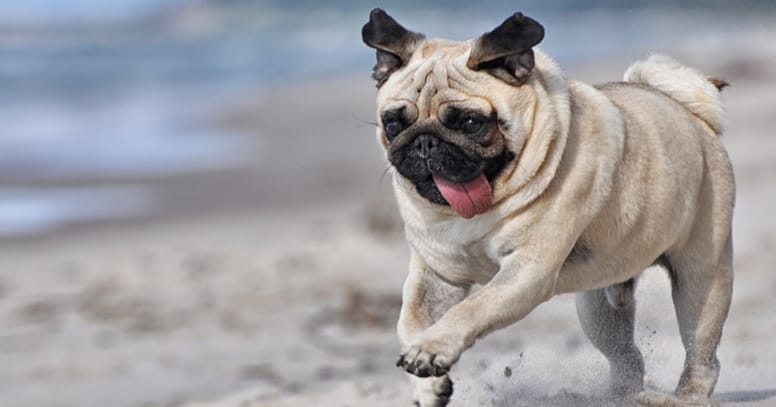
top-left (417, 39), bottom-right (470, 65)
top-left (377, 39), bottom-right (492, 116)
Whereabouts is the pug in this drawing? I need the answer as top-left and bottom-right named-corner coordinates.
top-left (362, 8), bottom-right (734, 407)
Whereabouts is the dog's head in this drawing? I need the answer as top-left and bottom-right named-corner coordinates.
top-left (362, 9), bottom-right (545, 218)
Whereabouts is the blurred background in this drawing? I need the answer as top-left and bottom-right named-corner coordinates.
top-left (1, 1), bottom-right (775, 407)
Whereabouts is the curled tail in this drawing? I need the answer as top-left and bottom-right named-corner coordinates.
top-left (624, 55), bottom-right (727, 135)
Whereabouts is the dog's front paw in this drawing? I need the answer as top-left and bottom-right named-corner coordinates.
top-left (396, 349), bottom-right (449, 378)
top-left (396, 333), bottom-right (464, 378)
top-left (410, 375), bottom-right (454, 407)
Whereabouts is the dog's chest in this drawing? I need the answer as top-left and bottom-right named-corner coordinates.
top-left (407, 220), bottom-right (500, 285)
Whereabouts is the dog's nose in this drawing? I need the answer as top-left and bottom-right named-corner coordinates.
top-left (414, 134), bottom-right (439, 159)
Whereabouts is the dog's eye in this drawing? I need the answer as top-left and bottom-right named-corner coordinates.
top-left (461, 117), bottom-right (483, 134)
top-left (384, 119), bottom-right (403, 141)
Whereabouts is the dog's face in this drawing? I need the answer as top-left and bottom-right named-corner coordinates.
top-left (363, 9), bottom-right (545, 218)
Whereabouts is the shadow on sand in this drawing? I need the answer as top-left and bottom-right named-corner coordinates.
top-left (482, 388), bottom-right (776, 407)
top-left (715, 389), bottom-right (776, 403)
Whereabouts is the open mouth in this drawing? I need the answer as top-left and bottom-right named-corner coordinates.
top-left (427, 146), bottom-right (514, 218)
top-left (390, 134), bottom-right (514, 218)
top-left (431, 173), bottom-right (492, 219)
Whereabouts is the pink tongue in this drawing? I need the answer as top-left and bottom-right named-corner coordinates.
top-left (432, 174), bottom-right (492, 219)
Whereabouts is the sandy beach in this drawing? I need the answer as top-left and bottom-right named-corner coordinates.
top-left (2, 21), bottom-right (776, 407)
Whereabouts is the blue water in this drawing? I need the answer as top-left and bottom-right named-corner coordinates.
top-left (0, 1), bottom-right (770, 236)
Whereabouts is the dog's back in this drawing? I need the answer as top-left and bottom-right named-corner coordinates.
top-left (583, 55), bottom-right (734, 260)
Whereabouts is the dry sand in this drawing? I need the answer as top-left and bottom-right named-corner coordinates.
top-left (2, 33), bottom-right (776, 407)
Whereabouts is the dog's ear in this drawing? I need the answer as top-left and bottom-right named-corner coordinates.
top-left (362, 8), bottom-right (425, 87)
top-left (467, 13), bottom-right (544, 86)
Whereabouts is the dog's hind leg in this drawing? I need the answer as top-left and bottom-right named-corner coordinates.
top-left (665, 236), bottom-right (733, 405)
top-left (576, 279), bottom-right (645, 396)
top-left (638, 161), bottom-right (735, 405)
top-left (637, 238), bottom-right (733, 407)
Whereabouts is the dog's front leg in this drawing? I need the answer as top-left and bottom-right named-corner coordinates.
top-left (400, 253), bottom-right (559, 380)
top-left (397, 252), bottom-right (469, 407)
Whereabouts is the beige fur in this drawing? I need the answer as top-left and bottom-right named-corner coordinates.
top-left (373, 37), bottom-right (734, 407)
top-left (624, 54), bottom-right (727, 135)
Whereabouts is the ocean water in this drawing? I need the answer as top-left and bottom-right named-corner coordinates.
top-left (0, 0), bottom-right (770, 236)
